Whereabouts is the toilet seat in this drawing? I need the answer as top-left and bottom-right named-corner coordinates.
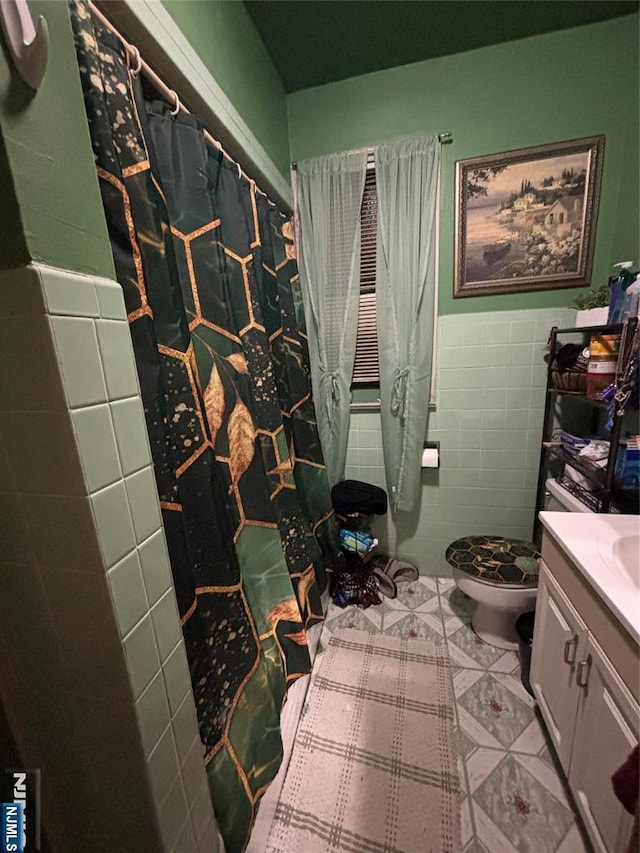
top-left (446, 536), bottom-right (540, 650)
top-left (445, 535), bottom-right (540, 587)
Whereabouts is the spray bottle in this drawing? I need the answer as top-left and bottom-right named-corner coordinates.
top-left (609, 261), bottom-right (636, 324)
top-left (621, 273), bottom-right (640, 322)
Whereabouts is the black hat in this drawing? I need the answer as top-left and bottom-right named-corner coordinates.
top-left (331, 479), bottom-right (388, 516)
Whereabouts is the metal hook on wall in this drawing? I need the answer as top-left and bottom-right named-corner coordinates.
top-left (0, 0), bottom-right (49, 91)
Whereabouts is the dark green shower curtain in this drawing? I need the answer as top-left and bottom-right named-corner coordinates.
top-left (71, 3), bottom-right (339, 849)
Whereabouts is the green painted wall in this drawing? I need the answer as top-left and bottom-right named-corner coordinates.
top-left (0, 1), bottom-right (113, 276)
top-left (161, 0), bottom-right (290, 178)
top-left (288, 14), bottom-right (640, 315)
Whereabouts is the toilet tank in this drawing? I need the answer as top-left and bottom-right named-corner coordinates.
top-left (543, 478), bottom-right (594, 513)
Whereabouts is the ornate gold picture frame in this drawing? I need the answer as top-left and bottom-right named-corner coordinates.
top-left (454, 136), bottom-right (604, 297)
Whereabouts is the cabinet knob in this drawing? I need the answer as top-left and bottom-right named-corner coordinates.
top-left (564, 635), bottom-right (578, 665)
top-left (576, 654), bottom-right (592, 688)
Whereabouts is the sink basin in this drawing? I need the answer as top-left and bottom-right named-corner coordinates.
top-left (613, 534), bottom-right (640, 587)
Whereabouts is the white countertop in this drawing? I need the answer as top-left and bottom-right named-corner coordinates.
top-left (539, 512), bottom-right (640, 644)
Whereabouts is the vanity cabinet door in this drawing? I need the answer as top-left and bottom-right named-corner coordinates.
top-left (530, 564), bottom-right (587, 773)
top-left (568, 633), bottom-right (639, 853)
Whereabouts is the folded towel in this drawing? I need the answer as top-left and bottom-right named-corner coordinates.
top-left (612, 744), bottom-right (639, 815)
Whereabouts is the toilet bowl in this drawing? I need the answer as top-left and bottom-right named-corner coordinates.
top-left (452, 567), bottom-right (538, 650)
top-left (446, 535), bottom-right (540, 651)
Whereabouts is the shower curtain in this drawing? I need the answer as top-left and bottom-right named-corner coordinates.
top-left (71, 3), bottom-right (340, 850)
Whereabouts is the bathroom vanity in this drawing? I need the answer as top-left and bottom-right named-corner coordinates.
top-left (531, 512), bottom-right (639, 853)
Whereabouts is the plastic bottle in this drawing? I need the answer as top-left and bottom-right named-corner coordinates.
top-left (608, 261), bottom-right (635, 324)
top-left (620, 274), bottom-right (640, 322)
top-left (587, 333), bottom-right (620, 399)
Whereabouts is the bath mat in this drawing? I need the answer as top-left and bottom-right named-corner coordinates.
top-left (266, 628), bottom-right (460, 853)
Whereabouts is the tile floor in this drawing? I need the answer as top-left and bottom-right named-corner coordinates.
top-left (249, 578), bottom-right (591, 853)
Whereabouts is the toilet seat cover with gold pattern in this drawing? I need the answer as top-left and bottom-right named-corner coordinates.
top-left (445, 535), bottom-right (540, 586)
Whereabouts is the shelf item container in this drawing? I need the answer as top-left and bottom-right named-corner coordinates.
top-left (586, 334), bottom-right (620, 399)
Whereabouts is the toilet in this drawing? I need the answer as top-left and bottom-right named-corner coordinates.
top-left (446, 535), bottom-right (540, 650)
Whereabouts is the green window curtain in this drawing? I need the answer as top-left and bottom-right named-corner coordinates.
top-left (375, 136), bottom-right (440, 512)
top-left (295, 152), bottom-right (368, 485)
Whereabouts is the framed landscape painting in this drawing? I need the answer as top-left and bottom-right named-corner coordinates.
top-left (454, 136), bottom-right (604, 298)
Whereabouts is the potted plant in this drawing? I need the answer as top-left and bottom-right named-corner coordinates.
top-left (572, 283), bottom-right (610, 327)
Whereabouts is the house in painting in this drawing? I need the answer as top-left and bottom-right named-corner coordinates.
top-left (544, 196), bottom-right (584, 235)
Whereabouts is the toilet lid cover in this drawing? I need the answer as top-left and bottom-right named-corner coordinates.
top-left (445, 535), bottom-right (540, 586)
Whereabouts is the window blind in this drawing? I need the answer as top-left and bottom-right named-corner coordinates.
top-left (352, 154), bottom-right (379, 387)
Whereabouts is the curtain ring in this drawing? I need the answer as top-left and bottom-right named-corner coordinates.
top-left (129, 45), bottom-right (142, 78)
top-left (237, 162), bottom-right (242, 180)
top-left (170, 91), bottom-right (181, 116)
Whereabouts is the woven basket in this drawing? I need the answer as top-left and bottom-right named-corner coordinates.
top-left (551, 368), bottom-right (587, 393)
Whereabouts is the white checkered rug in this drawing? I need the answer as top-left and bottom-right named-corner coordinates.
top-left (266, 628), bottom-right (460, 853)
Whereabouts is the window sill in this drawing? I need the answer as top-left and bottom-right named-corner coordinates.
top-left (350, 400), bottom-right (381, 412)
top-left (349, 400), bottom-right (437, 412)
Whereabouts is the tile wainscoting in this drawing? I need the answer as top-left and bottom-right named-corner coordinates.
top-left (0, 263), bottom-right (220, 853)
top-left (345, 307), bottom-right (575, 575)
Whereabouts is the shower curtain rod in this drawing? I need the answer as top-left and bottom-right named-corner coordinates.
top-left (290, 133), bottom-right (453, 169)
top-left (87, 0), bottom-right (271, 200)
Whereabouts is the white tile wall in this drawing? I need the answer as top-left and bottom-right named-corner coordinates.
top-left (71, 403), bottom-right (122, 492)
top-left (49, 315), bottom-right (108, 408)
top-left (345, 308), bottom-right (575, 575)
top-left (137, 672), bottom-right (173, 757)
top-left (108, 549), bottom-right (149, 637)
top-left (94, 276), bottom-right (128, 320)
top-left (151, 588), bottom-right (184, 662)
top-left (110, 396), bottom-right (153, 475)
top-left (139, 527), bottom-right (174, 605)
top-left (124, 613), bottom-right (163, 699)
top-left (125, 465), bottom-right (164, 543)
top-left (0, 263), bottom-right (217, 852)
top-left (91, 479), bottom-right (137, 567)
top-left (96, 318), bottom-right (141, 400)
top-left (164, 641), bottom-right (194, 715)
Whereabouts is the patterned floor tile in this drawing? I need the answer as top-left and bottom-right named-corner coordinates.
top-left (439, 584), bottom-right (475, 620)
top-left (555, 824), bottom-right (591, 853)
top-left (457, 727), bottom-right (478, 761)
top-left (462, 838), bottom-right (492, 853)
top-left (323, 602), bottom-right (383, 633)
top-left (472, 801), bottom-right (520, 853)
top-left (385, 577), bottom-right (440, 611)
top-left (381, 610), bottom-right (445, 642)
top-left (538, 741), bottom-right (564, 776)
top-left (445, 619), bottom-right (510, 670)
top-left (457, 672), bottom-right (538, 750)
top-left (472, 753), bottom-right (577, 853)
top-left (465, 747), bottom-right (506, 794)
top-left (488, 651), bottom-right (522, 675)
top-left (510, 753), bottom-right (576, 810)
top-left (453, 667), bottom-right (485, 699)
top-left (460, 794), bottom-right (474, 849)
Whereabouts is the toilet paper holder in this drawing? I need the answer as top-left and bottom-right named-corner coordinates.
top-left (421, 441), bottom-right (440, 468)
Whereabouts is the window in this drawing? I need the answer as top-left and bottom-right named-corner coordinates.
top-left (351, 153), bottom-right (379, 389)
